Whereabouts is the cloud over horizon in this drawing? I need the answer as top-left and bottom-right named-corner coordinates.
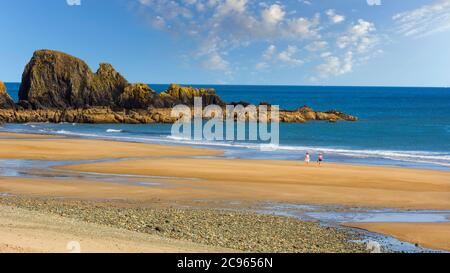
top-left (134, 0), bottom-right (382, 81)
top-left (393, 0), bottom-right (450, 38)
top-left (130, 0), bottom-right (450, 84)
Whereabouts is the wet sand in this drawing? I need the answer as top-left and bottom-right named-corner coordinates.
top-left (346, 222), bottom-right (450, 252)
top-left (58, 158), bottom-right (450, 210)
top-left (0, 176), bottom-right (195, 201)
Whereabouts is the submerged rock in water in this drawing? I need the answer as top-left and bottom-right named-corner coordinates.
top-left (0, 80), bottom-right (15, 109)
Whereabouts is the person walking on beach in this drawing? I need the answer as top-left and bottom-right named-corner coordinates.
top-left (304, 152), bottom-right (310, 165)
top-left (317, 153), bottom-right (324, 166)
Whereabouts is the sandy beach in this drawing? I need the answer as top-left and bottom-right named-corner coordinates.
top-left (4, 0), bottom-right (450, 257)
top-left (0, 132), bottom-right (449, 252)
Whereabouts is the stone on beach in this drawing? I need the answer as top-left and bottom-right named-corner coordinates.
top-left (0, 196), bottom-right (368, 253)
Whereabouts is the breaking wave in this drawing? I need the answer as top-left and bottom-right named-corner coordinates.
top-left (2, 124), bottom-right (450, 168)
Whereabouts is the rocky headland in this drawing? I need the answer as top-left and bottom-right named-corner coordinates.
top-left (0, 50), bottom-right (358, 124)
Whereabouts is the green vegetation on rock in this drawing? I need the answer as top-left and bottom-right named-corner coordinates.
top-left (118, 83), bottom-right (156, 109)
top-left (160, 84), bottom-right (224, 106)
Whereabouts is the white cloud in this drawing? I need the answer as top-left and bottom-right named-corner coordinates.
top-left (261, 4), bottom-right (285, 25)
top-left (135, 0), bottom-right (323, 72)
top-left (337, 19), bottom-right (377, 53)
top-left (216, 0), bottom-right (247, 16)
top-left (350, 19), bottom-right (375, 36)
top-left (325, 9), bottom-right (345, 24)
top-left (255, 61), bottom-right (269, 70)
top-left (393, 0), bottom-right (450, 38)
top-left (320, 52), bottom-right (332, 58)
top-left (135, 1), bottom-right (382, 79)
top-left (202, 52), bottom-right (230, 71)
top-left (287, 15), bottom-right (321, 39)
top-left (277, 45), bottom-right (303, 66)
top-left (305, 40), bottom-right (328, 51)
top-left (259, 44), bottom-right (303, 67)
top-left (262, 44), bottom-right (276, 60)
top-left (317, 51), bottom-right (353, 78)
top-left (315, 18), bottom-right (378, 80)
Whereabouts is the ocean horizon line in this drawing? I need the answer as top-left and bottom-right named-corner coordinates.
top-left (4, 82), bottom-right (450, 90)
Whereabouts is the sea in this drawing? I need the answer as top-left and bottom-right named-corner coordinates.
top-left (3, 83), bottom-right (450, 170)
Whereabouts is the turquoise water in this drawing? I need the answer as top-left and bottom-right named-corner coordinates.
top-left (3, 83), bottom-right (450, 170)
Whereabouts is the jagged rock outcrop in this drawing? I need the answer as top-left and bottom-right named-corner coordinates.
top-left (325, 110), bottom-right (358, 122)
top-left (160, 84), bottom-right (225, 107)
top-left (18, 50), bottom-right (128, 109)
top-left (89, 63), bottom-right (129, 107)
top-left (0, 106), bottom-right (358, 124)
top-left (229, 101), bottom-right (252, 107)
top-left (0, 107), bottom-right (175, 124)
top-left (117, 83), bottom-right (156, 109)
top-left (0, 81), bottom-right (15, 109)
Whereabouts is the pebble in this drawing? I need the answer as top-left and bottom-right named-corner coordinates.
top-left (0, 196), bottom-right (368, 253)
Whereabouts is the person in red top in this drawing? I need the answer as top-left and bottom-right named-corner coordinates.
top-left (317, 153), bottom-right (324, 166)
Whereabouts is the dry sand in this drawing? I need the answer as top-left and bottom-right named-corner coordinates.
top-left (346, 222), bottom-right (450, 252)
top-left (0, 204), bottom-right (231, 253)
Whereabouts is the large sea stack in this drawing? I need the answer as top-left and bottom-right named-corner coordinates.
top-left (18, 50), bottom-right (128, 109)
top-left (0, 49), bottom-right (359, 124)
top-left (0, 80), bottom-right (15, 109)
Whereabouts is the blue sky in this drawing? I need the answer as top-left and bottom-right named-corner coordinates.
top-left (1, 0), bottom-right (450, 86)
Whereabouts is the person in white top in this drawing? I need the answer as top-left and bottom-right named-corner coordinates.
top-left (304, 152), bottom-right (310, 165)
